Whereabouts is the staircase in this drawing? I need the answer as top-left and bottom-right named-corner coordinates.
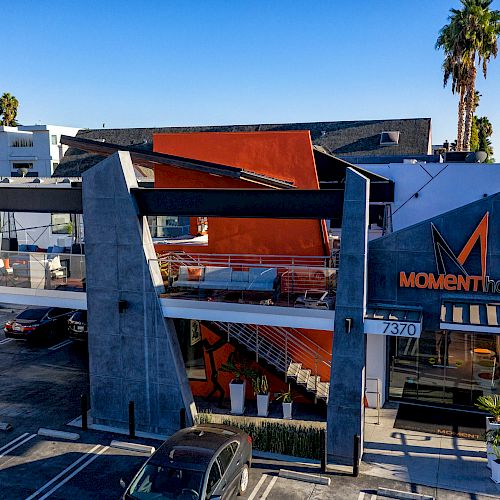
top-left (211, 321), bottom-right (331, 402)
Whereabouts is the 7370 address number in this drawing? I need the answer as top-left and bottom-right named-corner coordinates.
top-left (383, 321), bottom-right (417, 336)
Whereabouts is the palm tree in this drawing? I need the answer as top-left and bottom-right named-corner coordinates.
top-left (0, 92), bottom-right (19, 126)
top-left (437, 0), bottom-right (500, 151)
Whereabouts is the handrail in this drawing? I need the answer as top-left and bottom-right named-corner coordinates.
top-left (212, 321), bottom-right (332, 387)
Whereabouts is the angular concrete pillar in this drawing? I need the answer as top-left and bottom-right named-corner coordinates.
top-left (83, 151), bottom-right (196, 435)
top-left (327, 168), bottom-right (369, 465)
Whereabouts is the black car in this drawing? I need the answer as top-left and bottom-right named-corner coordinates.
top-left (67, 310), bottom-right (87, 341)
top-left (122, 424), bottom-right (252, 500)
top-left (4, 307), bottom-right (73, 341)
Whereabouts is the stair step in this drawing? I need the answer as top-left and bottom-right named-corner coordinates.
top-left (306, 375), bottom-right (320, 392)
top-left (316, 382), bottom-right (330, 401)
top-left (296, 368), bottom-right (311, 385)
top-left (287, 362), bottom-right (302, 378)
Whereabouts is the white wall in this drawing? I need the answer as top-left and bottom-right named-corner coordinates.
top-left (360, 162), bottom-right (500, 231)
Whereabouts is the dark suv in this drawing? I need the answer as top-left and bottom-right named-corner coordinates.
top-left (4, 307), bottom-right (73, 342)
top-left (122, 424), bottom-right (252, 499)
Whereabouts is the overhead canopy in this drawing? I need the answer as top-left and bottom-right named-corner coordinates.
top-left (364, 304), bottom-right (423, 338)
top-left (440, 300), bottom-right (500, 334)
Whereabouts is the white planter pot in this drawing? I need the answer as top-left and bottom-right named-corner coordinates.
top-left (487, 443), bottom-right (495, 469)
top-left (487, 417), bottom-right (500, 432)
top-left (229, 380), bottom-right (246, 415)
top-left (491, 458), bottom-right (500, 483)
top-left (282, 402), bottom-right (292, 420)
top-left (257, 394), bottom-right (270, 417)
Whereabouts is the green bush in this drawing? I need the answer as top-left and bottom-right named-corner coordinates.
top-left (195, 412), bottom-right (323, 460)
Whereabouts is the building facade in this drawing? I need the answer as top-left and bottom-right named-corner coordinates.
top-left (0, 124), bottom-right (80, 178)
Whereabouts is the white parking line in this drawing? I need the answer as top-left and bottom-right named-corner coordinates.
top-left (0, 338), bottom-right (13, 345)
top-left (0, 434), bottom-right (37, 460)
top-left (0, 433), bottom-right (30, 454)
top-left (25, 444), bottom-right (108, 500)
top-left (247, 473), bottom-right (269, 500)
top-left (260, 475), bottom-right (278, 500)
top-left (48, 339), bottom-right (72, 351)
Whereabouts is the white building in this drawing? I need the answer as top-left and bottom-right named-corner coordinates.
top-left (0, 125), bottom-right (80, 178)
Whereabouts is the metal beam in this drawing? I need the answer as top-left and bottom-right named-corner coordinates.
top-left (61, 135), bottom-right (295, 189)
top-left (131, 188), bottom-right (344, 218)
top-left (0, 187), bottom-right (83, 213)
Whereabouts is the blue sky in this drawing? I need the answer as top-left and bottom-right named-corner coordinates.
top-left (3, 0), bottom-right (500, 155)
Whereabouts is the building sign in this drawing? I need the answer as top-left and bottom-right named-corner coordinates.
top-left (399, 212), bottom-right (499, 293)
top-left (364, 318), bottom-right (421, 338)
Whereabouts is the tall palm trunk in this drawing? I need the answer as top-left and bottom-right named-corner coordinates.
top-left (463, 66), bottom-right (477, 151)
top-left (457, 89), bottom-right (466, 151)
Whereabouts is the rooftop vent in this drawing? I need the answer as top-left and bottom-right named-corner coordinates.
top-left (380, 131), bottom-right (400, 146)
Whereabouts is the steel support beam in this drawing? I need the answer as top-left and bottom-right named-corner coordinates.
top-left (0, 187), bottom-right (83, 213)
top-left (131, 188), bottom-right (344, 218)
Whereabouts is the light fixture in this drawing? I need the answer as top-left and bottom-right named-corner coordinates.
top-left (345, 317), bottom-right (352, 333)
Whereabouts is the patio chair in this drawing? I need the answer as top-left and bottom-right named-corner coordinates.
top-left (0, 258), bottom-right (14, 285)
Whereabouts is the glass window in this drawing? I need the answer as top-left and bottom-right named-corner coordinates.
top-left (51, 135), bottom-right (58, 145)
top-left (206, 461), bottom-right (221, 497)
top-left (389, 329), bottom-right (500, 409)
top-left (128, 463), bottom-right (203, 499)
top-left (218, 444), bottom-right (235, 474)
top-left (173, 319), bottom-right (207, 381)
top-left (51, 214), bottom-right (72, 234)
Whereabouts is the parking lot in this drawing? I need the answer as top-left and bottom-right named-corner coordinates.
top-left (0, 304), bottom-right (495, 499)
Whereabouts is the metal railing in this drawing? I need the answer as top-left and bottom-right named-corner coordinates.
top-left (0, 250), bottom-right (86, 292)
top-left (158, 251), bottom-right (338, 308)
top-left (212, 321), bottom-right (331, 399)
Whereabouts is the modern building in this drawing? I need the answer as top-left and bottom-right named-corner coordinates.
top-left (0, 124), bottom-right (80, 178)
top-left (2, 124), bottom-right (499, 466)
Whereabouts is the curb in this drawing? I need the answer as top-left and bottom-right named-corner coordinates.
top-left (377, 488), bottom-right (434, 500)
top-left (110, 440), bottom-right (156, 455)
top-left (38, 428), bottom-right (80, 441)
top-left (279, 469), bottom-right (331, 486)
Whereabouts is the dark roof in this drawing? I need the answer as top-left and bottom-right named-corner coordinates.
top-left (54, 118), bottom-right (431, 177)
top-left (151, 425), bottom-right (241, 470)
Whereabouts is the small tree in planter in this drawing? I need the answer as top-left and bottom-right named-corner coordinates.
top-left (476, 395), bottom-right (500, 431)
top-left (220, 353), bottom-right (256, 415)
top-left (252, 375), bottom-right (270, 417)
top-left (276, 384), bottom-right (293, 420)
top-left (487, 429), bottom-right (500, 482)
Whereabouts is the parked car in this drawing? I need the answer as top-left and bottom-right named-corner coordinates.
top-left (121, 424), bottom-right (252, 500)
top-left (4, 307), bottom-right (74, 342)
top-left (67, 310), bottom-right (87, 341)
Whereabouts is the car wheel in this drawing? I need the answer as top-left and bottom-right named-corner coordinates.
top-left (237, 464), bottom-right (249, 496)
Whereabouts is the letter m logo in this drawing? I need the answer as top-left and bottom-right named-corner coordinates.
top-left (431, 212), bottom-right (489, 279)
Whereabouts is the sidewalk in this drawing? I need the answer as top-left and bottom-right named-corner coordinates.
top-left (362, 405), bottom-right (500, 498)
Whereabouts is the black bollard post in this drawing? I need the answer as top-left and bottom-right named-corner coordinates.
top-left (128, 401), bottom-right (135, 439)
top-left (179, 408), bottom-right (186, 429)
top-left (80, 394), bottom-right (88, 432)
top-left (320, 429), bottom-right (327, 473)
top-left (353, 434), bottom-right (360, 477)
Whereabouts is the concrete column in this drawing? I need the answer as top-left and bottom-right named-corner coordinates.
top-left (83, 151), bottom-right (196, 435)
top-left (327, 168), bottom-right (370, 465)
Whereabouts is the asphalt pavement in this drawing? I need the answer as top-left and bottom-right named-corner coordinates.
top-left (0, 304), bottom-right (497, 499)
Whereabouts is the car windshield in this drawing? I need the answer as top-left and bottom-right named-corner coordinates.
top-left (17, 309), bottom-right (46, 321)
top-left (128, 464), bottom-right (203, 500)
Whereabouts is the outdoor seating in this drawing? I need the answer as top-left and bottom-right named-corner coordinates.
top-left (174, 265), bottom-right (278, 292)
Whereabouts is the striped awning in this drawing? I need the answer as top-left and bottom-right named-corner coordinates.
top-left (440, 300), bottom-right (500, 333)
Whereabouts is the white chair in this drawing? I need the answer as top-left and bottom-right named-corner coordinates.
top-left (48, 256), bottom-right (67, 280)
